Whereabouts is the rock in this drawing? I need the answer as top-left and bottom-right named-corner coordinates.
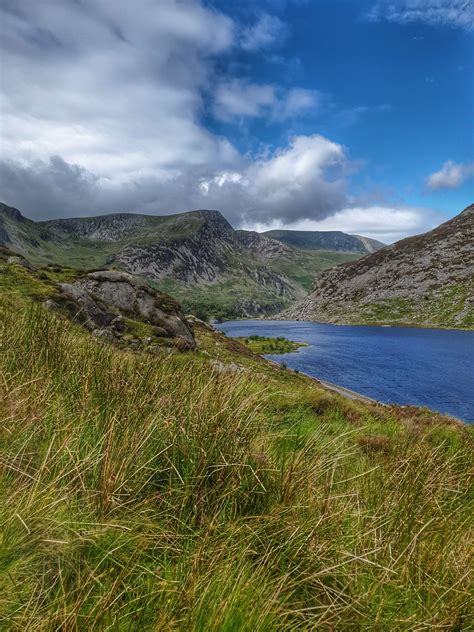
top-left (210, 360), bottom-right (243, 375)
top-left (91, 328), bottom-right (115, 341)
top-left (153, 326), bottom-right (169, 337)
top-left (7, 255), bottom-right (35, 271)
top-left (43, 299), bottom-right (59, 311)
top-left (110, 314), bottom-right (126, 334)
top-left (59, 270), bottom-right (196, 349)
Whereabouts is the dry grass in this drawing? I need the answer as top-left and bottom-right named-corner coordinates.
top-left (0, 298), bottom-right (473, 630)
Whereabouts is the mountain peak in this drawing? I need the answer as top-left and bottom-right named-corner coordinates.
top-left (0, 202), bottom-right (25, 223)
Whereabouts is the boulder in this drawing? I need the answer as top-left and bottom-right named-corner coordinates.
top-left (59, 270), bottom-right (196, 350)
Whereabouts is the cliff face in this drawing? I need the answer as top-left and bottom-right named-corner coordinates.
top-left (281, 206), bottom-right (474, 329)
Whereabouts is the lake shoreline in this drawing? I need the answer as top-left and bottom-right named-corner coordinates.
top-left (217, 316), bottom-right (472, 333)
top-left (216, 319), bottom-right (473, 423)
top-left (264, 356), bottom-right (383, 405)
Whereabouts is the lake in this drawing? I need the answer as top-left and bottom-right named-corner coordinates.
top-left (216, 320), bottom-right (474, 423)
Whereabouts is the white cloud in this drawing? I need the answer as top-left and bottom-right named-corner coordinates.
top-left (213, 80), bottom-right (277, 120)
top-left (368, 0), bottom-right (474, 30)
top-left (1, 135), bottom-right (351, 226)
top-left (274, 88), bottom-right (320, 120)
top-left (0, 0), bottom-right (237, 180)
top-left (241, 13), bottom-right (287, 51)
top-left (426, 160), bottom-right (474, 190)
top-left (198, 134), bottom-right (350, 224)
top-left (248, 205), bottom-right (444, 243)
top-left (214, 80), bottom-right (319, 121)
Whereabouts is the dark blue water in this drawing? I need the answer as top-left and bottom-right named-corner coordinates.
top-left (216, 320), bottom-right (474, 423)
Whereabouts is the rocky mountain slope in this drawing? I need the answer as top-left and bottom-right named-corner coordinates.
top-left (0, 203), bottom-right (361, 318)
top-left (264, 229), bottom-right (385, 253)
top-left (280, 205), bottom-right (474, 329)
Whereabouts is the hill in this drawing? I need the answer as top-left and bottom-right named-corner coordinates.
top-left (0, 250), bottom-right (472, 629)
top-left (280, 205), bottom-right (474, 328)
top-left (264, 229), bottom-right (385, 253)
top-left (0, 203), bottom-right (361, 320)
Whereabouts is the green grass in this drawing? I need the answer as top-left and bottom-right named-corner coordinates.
top-left (351, 284), bottom-right (473, 330)
top-left (0, 281), bottom-right (473, 630)
top-left (267, 250), bottom-right (360, 292)
top-left (237, 335), bottom-right (307, 355)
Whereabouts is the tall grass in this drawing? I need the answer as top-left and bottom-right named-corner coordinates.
top-left (0, 300), bottom-right (472, 630)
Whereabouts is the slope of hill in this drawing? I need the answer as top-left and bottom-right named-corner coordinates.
top-left (264, 229), bottom-right (385, 253)
top-left (0, 203), bottom-right (360, 319)
top-left (0, 250), bottom-right (472, 630)
top-left (281, 205), bottom-right (474, 329)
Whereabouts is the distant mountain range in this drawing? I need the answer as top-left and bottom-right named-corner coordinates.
top-left (0, 203), bottom-right (378, 319)
top-left (281, 205), bottom-right (473, 329)
top-left (263, 229), bottom-right (384, 253)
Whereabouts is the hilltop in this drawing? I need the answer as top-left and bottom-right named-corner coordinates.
top-left (281, 205), bottom-right (474, 329)
top-left (0, 203), bottom-right (362, 320)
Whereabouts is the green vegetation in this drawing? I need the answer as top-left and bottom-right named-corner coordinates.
top-left (0, 261), bottom-right (473, 630)
top-left (351, 285), bottom-right (473, 330)
top-left (237, 335), bottom-right (307, 354)
top-left (157, 250), bottom-right (359, 322)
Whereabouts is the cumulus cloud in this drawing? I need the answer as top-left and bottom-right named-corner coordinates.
top-left (0, 0), bottom-right (237, 180)
top-left (241, 13), bottom-right (287, 50)
top-left (426, 160), bottom-right (474, 190)
top-left (367, 0), bottom-right (474, 30)
top-left (247, 205), bottom-right (444, 243)
top-left (199, 135), bottom-right (350, 224)
top-left (213, 80), bottom-right (319, 121)
top-left (0, 135), bottom-right (352, 225)
top-left (213, 80), bottom-right (277, 120)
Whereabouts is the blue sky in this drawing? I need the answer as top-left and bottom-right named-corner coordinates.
top-left (209, 0), bottom-right (473, 217)
top-left (0, 0), bottom-right (472, 241)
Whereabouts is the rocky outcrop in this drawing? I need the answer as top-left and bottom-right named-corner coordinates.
top-left (234, 230), bottom-right (292, 259)
top-left (59, 270), bottom-right (196, 349)
top-left (280, 206), bottom-right (474, 329)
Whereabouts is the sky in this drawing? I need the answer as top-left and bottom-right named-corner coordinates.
top-left (0, 0), bottom-right (472, 242)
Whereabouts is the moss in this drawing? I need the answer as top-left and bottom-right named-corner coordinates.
top-left (123, 317), bottom-right (157, 339)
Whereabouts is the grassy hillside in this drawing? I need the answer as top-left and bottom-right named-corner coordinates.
top-left (0, 203), bottom-right (360, 320)
top-left (158, 249), bottom-right (359, 321)
top-left (0, 258), bottom-right (473, 630)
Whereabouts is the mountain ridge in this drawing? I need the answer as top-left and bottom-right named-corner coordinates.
top-left (264, 229), bottom-right (385, 253)
top-left (279, 205), bottom-right (473, 329)
top-left (0, 203), bottom-right (361, 319)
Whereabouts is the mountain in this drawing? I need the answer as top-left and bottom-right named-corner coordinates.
top-left (0, 203), bottom-right (361, 319)
top-left (263, 229), bottom-right (385, 253)
top-left (280, 205), bottom-right (474, 329)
